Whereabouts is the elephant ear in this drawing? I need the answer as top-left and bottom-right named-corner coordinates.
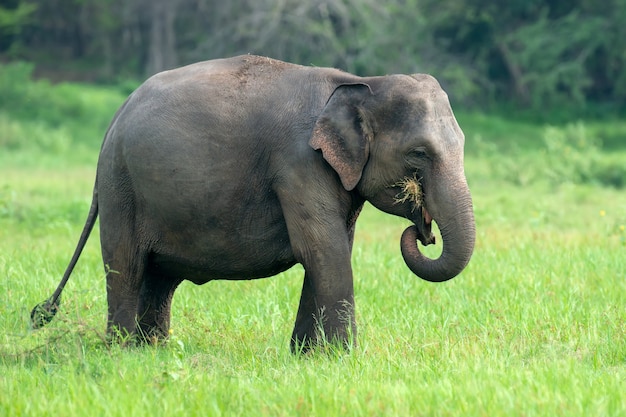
top-left (310, 83), bottom-right (374, 191)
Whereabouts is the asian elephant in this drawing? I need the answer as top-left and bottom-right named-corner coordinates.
top-left (31, 55), bottom-right (475, 351)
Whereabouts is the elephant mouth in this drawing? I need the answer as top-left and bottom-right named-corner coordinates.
top-left (415, 206), bottom-right (436, 246)
top-left (392, 174), bottom-right (435, 246)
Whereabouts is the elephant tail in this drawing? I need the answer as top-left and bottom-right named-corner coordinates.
top-left (30, 184), bottom-right (99, 329)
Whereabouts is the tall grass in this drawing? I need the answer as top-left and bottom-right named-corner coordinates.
top-left (1, 69), bottom-right (625, 416)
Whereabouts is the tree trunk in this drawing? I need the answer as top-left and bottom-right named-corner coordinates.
top-left (146, 0), bottom-right (179, 76)
top-left (496, 40), bottom-right (530, 106)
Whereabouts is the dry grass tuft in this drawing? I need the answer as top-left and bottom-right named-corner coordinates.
top-left (393, 174), bottom-right (423, 211)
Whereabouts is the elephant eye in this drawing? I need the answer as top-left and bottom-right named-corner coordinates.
top-left (405, 148), bottom-right (429, 166)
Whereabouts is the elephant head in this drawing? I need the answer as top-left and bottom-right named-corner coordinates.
top-left (310, 74), bottom-right (475, 282)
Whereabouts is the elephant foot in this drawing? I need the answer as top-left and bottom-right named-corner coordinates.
top-left (105, 323), bottom-right (139, 347)
top-left (105, 323), bottom-right (171, 347)
top-left (136, 326), bottom-right (169, 345)
top-left (290, 304), bottom-right (357, 355)
top-left (290, 331), bottom-right (356, 355)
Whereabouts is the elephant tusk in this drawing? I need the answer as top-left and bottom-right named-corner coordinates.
top-left (423, 207), bottom-right (432, 225)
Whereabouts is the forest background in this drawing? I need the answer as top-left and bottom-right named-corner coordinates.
top-left (1, 2), bottom-right (625, 415)
top-left (1, 0), bottom-right (626, 120)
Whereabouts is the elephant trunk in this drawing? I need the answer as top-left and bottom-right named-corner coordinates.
top-left (400, 182), bottom-right (475, 282)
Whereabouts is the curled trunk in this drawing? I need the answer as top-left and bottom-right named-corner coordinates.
top-left (401, 187), bottom-right (475, 282)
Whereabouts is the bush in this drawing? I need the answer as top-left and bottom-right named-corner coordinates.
top-left (0, 114), bottom-right (71, 153)
top-left (0, 62), bottom-right (126, 153)
top-left (486, 122), bottom-right (626, 189)
top-left (0, 62), bottom-right (91, 128)
top-left (0, 61), bottom-right (35, 106)
top-left (542, 123), bottom-right (626, 188)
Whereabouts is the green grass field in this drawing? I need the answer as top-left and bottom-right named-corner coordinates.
top-left (1, 75), bottom-right (625, 416)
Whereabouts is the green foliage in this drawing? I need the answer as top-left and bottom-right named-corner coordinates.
top-left (500, 11), bottom-right (604, 108)
top-left (469, 120), bottom-right (626, 189)
top-left (541, 123), bottom-right (626, 188)
top-left (0, 60), bottom-right (34, 105)
top-left (0, 113), bottom-right (72, 153)
top-left (0, 2), bottom-right (36, 30)
top-left (0, 0), bottom-right (36, 54)
top-left (2, 0), bottom-right (625, 115)
top-left (418, 0), bottom-right (624, 113)
top-left (0, 62), bottom-right (126, 156)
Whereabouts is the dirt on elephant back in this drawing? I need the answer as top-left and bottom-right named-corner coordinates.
top-left (233, 55), bottom-right (291, 86)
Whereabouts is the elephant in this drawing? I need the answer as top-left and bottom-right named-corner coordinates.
top-left (31, 55), bottom-right (475, 351)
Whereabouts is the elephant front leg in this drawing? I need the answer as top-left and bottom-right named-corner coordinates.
top-left (279, 184), bottom-right (358, 353)
top-left (291, 272), bottom-right (356, 353)
top-left (291, 273), bottom-right (318, 352)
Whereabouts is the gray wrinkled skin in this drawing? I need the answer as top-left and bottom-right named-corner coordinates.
top-left (33, 55), bottom-right (475, 351)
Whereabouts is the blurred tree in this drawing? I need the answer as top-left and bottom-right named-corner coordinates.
top-left (1, 0), bottom-right (624, 113)
top-left (417, 0), bottom-right (624, 110)
top-left (0, 0), bottom-right (36, 53)
top-left (144, 0), bottom-right (180, 75)
top-left (584, 0), bottom-right (626, 105)
top-left (180, 0), bottom-right (389, 74)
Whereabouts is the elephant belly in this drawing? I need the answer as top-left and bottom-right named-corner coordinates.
top-left (149, 250), bottom-right (297, 285)
top-left (146, 215), bottom-right (296, 284)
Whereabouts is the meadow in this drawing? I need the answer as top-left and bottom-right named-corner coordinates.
top-left (1, 67), bottom-right (625, 416)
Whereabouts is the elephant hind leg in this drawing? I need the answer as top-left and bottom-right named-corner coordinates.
top-left (106, 291), bottom-right (140, 344)
top-left (136, 266), bottom-right (182, 343)
top-left (103, 242), bottom-right (150, 344)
